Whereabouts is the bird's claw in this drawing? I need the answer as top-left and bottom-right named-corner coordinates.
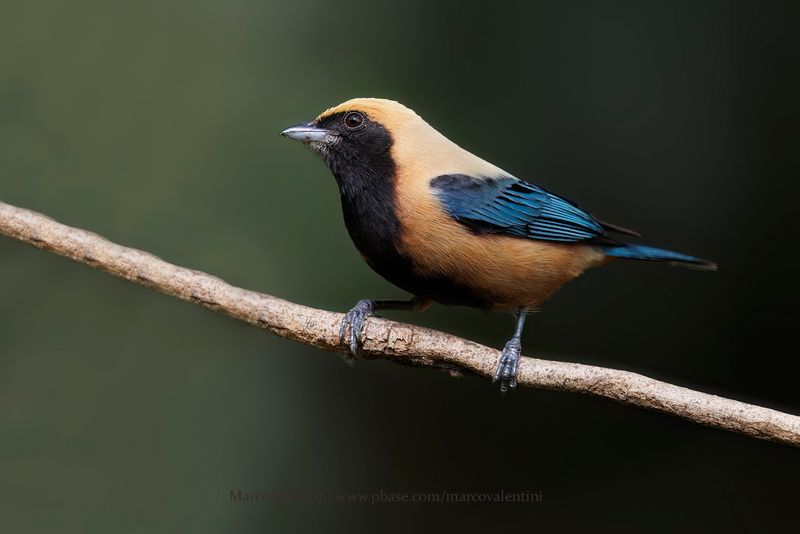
top-left (339, 299), bottom-right (376, 359)
top-left (493, 337), bottom-right (522, 394)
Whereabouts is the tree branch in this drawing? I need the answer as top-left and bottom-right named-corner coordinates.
top-left (1, 200), bottom-right (798, 447)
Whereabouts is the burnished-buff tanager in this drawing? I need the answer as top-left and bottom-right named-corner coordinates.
top-left (281, 98), bottom-right (715, 393)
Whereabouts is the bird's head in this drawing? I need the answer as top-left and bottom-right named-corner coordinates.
top-left (280, 98), bottom-right (429, 185)
top-left (281, 98), bottom-right (506, 191)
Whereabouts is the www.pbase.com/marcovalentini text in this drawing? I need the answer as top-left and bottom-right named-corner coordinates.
top-left (230, 489), bottom-right (543, 505)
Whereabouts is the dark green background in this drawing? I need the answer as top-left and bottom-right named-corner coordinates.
top-left (1, 1), bottom-right (797, 532)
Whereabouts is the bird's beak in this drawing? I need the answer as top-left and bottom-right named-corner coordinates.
top-left (280, 122), bottom-right (331, 143)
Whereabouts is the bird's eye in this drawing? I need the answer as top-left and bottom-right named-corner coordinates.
top-left (344, 112), bottom-right (365, 130)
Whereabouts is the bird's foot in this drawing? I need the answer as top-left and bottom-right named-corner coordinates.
top-left (339, 299), bottom-right (376, 360)
top-left (493, 336), bottom-right (522, 394)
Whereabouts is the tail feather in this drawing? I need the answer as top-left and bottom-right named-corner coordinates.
top-left (603, 244), bottom-right (717, 270)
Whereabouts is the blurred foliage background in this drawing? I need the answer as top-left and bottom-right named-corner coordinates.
top-left (1, 0), bottom-right (798, 532)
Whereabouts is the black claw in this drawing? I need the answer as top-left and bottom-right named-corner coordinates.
top-left (494, 337), bottom-right (522, 394)
top-left (339, 299), bottom-right (375, 358)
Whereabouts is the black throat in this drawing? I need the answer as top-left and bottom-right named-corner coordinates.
top-left (320, 121), bottom-right (409, 282)
top-left (313, 115), bottom-right (498, 308)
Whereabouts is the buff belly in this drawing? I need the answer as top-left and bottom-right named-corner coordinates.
top-left (397, 225), bottom-right (607, 310)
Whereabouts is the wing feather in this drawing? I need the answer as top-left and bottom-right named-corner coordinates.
top-left (431, 174), bottom-right (616, 244)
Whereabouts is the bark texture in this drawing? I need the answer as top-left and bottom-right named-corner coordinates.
top-left (1, 200), bottom-right (798, 446)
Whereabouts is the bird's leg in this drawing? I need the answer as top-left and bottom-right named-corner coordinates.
top-left (339, 296), bottom-right (431, 358)
top-left (494, 307), bottom-right (528, 394)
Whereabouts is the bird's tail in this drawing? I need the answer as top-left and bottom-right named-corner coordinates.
top-left (602, 244), bottom-right (717, 270)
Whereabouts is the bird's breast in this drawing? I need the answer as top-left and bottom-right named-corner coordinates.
top-left (336, 176), bottom-right (494, 307)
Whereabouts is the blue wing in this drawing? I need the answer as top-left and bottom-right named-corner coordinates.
top-left (431, 174), bottom-right (611, 243)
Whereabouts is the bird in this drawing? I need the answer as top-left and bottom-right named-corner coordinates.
top-left (280, 98), bottom-right (716, 393)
